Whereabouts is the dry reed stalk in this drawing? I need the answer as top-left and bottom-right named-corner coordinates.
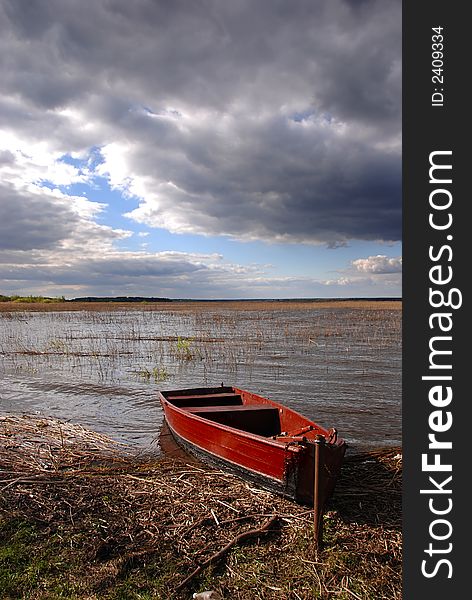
top-left (0, 415), bottom-right (402, 599)
top-left (0, 299), bottom-right (402, 313)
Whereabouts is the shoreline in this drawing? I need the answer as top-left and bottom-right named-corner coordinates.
top-left (0, 414), bottom-right (402, 599)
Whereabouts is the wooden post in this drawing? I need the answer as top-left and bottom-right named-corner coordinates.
top-left (313, 434), bottom-right (325, 554)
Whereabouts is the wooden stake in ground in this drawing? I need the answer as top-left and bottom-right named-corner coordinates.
top-left (313, 435), bottom-right (325, 553)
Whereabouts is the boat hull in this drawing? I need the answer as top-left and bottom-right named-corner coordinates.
top-left (159, 386), bottom-right (346, 505)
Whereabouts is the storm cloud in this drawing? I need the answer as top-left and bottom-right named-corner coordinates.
top-left (0, 0), bottom-right (401, 297)
top-left (1, 0), bottom-right (401, 243)
top-left (0, 184), bottom-right (77, 251)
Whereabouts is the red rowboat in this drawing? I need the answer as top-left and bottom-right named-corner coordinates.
top-left (158, 385), bottom-right (347, 505)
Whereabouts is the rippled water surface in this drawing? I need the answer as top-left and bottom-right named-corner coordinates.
top-left (0, 302), bottom-right (401, 452)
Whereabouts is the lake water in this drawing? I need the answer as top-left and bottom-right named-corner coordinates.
top-left (0, 303), bottom-right (401, 453)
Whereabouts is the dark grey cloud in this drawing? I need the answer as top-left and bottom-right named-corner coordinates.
top-left (118, 109), bottom-right (401, 244)
top-left (1, 0), bottom-right (401, 247)
top-left (0, 180), bottom-right (128, 254)
top-left (0, 250), bottom-right (248, 298)
top-left (0, 183), bottom-right (77, 250)
top-left (0, 249), bottom-right (400, 299)
top-left (1, 0), bottom-right (401, 125)
top-left (0, 256), bottom-right (201, 285)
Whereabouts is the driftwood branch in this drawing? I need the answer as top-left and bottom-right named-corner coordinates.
top-left (172, 514), bottom-right (279, 595)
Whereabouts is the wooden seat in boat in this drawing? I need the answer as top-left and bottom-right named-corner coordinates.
top-left (181, 404), bottom-right (281, 437)
top-left (182, 404), bottom-right (276, 413)
top-left (168, 393), bottom-right (243, 408)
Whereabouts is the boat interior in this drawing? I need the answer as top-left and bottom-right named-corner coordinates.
top-left (163, 387), bottom-right (283, 437)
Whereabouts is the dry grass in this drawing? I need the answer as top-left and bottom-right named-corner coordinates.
top-left (0, 299), bottom-right (402, 313)
top-left (1, 415), bottom-right (401, 599)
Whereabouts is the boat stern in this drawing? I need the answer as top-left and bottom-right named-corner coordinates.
top-left (290, 437), bottom-right (347, 506)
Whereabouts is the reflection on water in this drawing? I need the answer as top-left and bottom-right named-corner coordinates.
top-left (0, 304), bottom-right (401, 452)
top-left (158, 421), bottom-right (200, 462)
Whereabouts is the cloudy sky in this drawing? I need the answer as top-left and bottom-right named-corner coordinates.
top-left (0, 0), bottom-right (401, 299)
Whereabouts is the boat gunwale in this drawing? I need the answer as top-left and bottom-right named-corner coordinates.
top-left (158, 387), bottom-right (345, 450)
top-left (159, 393), bottom-right (303, 451)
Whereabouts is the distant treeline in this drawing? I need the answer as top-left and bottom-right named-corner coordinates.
top-left (0, 295), bottom-right (171, 303)
top-left (68, 296), bottom-right (172, 303)
top-left (171, 297), bottom-right (401, 303)
top-left (1, 294), bottom-right (401, 304)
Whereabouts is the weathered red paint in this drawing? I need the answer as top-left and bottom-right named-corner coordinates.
top-left (158, 385), bottom-right (346, 505)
